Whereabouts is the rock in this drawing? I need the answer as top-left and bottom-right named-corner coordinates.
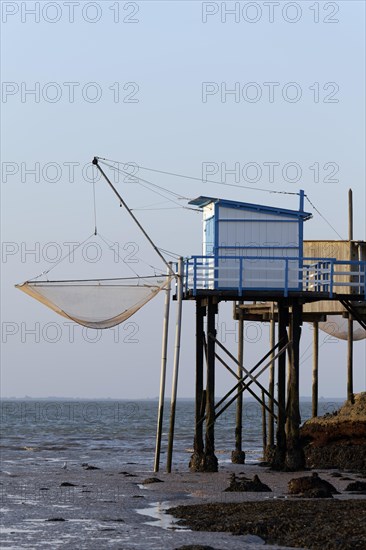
top-left (300, 393), bottom-right (366, 472)
top-left (60, 482), bottom-right (77, 487)
top-left (225, 473), bottom-right (272, 492)
top-left (288, 472), bottom-right (338, 498)
top-left (174, 546), bottom-right (217, 550)
top-left (345, 481), bottom-right (366, 493)
top-left (82, 463), bottom-right (100, 470)
top-left (142, 477), bottom-right (164, 484)
top-left (231, 450), bottom-right (246, 464)
top-left (302, 488), bottom-right (334, 499)
top-left (189, 452), bottom-right (218, 473)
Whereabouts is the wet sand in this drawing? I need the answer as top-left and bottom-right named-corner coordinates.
top-left (1, 450), bottom-right (366, 549)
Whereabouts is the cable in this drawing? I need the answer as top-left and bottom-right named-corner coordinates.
top-left (28, 233), bottom-right (97, 281)
top-left (158, 247), bottom-right (182, 259)
top-left (99, 160), bottom-right (190, 201)
top-left (96, 156), bottom-right (299, 196)
top-left (305, 195), bottom-right (344, 240)
top-left (98, 232), bottom-right (166, 277)
top-left (99, 160), bottom-right (199, 212)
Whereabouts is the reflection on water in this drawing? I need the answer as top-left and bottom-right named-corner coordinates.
top-left (136, 501), bottom-right (191, 531)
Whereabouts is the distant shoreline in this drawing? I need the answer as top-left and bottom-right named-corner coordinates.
top-left (1, 396), bottom-right (346, 401)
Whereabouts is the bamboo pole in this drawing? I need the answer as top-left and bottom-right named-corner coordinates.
top-left (154, 263), bottom-right (172, 472)
top-left (166, 258), bottom-right (184, 473)
top-left (93, 158), bottom-right (174, 276)
top-left (312, 321), bottom-right (319, 418)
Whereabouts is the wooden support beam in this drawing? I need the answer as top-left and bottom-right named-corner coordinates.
top-left (285, 302), bottom-right (305, 470)
top-left (232, 306), bottom-right (245, 463)
top-left (211, 334), bottom-right (278, 407)
top-left (312, 321), bottom-right (319, 418)
top-left (213, 353), bottom-right (277, 422)
top-left (204, 298), bottom-right (218, 471)
top-left (347, 189), bottom-right (354, 404)
top-left (274, 301), bottom-right (288, 469)
top-left (347, 317), bottom-right (354, 403)
top-left (268, 304), bottom-right (275, 448)
top-left (189, 300), bottom-right (206, 471)
top-left (262, 389), bottom-right (267, 455)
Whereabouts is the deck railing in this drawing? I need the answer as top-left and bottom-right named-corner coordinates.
top-left (183, 255), bottom-right (366, 298)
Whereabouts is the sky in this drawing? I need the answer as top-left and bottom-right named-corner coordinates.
top-left (1, 0), bottom-right (365, 399)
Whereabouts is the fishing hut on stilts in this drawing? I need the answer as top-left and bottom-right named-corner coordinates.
top-left (15, 157), bottom-right (366, 474)
top-left (178, 190), bottom-right (366, 472)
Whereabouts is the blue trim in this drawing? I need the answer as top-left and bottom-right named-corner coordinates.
top-left (189, 195), bottom-right (312, 220)
top-left (188, 255), bottom-right (339, 262)
top-left (184, 256), bottom-right (366, 298)
top-left (284, 258), bottom-right (289, 297)
top-left (214, 202), bottom-right (219, 290)
top-left (217, 218), bottom-right (300, 223)
top-left (298, 189), bottom-right (305, 290)
top-left (217, 245), bottom-right (299, 250)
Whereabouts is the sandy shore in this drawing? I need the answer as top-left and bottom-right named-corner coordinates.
top-left (1, 450), bottom-right (366, 549)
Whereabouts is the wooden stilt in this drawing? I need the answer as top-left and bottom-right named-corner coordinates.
top-left (347, 189), bottom-right (354, 404)
top-left (205, 298), bottom-right (218, 471)
top-left (232, 305), bottom-right (245, 464)
top-left (266, 303), bottom-right (276, 460)
top-left (312, 321), bottom-right (319, 418)
top-left (154, 264), bottom-right (172, 472)
top-left (262, 389), bottom-right (267, 455)
top-left (189, 299), bottom-right (206, 471)
top-left (166, 258), bottom-right (184, 473)
top-left (274, 301), bottom-right (288, 469)
top-left (286, 302), bottom-right (305, 470)
top-left (347, 317), bottom-right (354, 403)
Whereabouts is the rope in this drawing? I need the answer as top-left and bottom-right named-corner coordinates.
top-left (99, 160), bottom-right (192, 208)
top-left (98, 232), bottom-right (164, 280)
top-left (28, 233), bottom-right (97, 281)
top-left (97, 232), bottom-right (140, 278)
top-left (305, 195), bottom-right (344, 240)
top-left (158, 247), bottom-right (182, 259)
top-left (96, 156), bottom-right (298, 196)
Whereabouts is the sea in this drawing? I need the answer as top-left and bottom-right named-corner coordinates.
top-left (0, 398), bottom-right (343, 469)
top-left (0, 397), bottom-right (347, 549)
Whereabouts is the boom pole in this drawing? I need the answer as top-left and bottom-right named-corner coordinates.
top-left (92, 157), bottom-right (175, 276)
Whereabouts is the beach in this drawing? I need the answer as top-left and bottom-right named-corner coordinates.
top-left (2, 451), bottom-right (366, 550)
top-left (1, 398), bottom-right (366, 549)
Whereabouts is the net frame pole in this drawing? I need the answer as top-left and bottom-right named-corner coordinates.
top-left (166, 257), bottom-right (184, 473)
top-left (93, 157), bottom-right (174, 276)
top-left (154, 263), bottom-right (173, 472)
